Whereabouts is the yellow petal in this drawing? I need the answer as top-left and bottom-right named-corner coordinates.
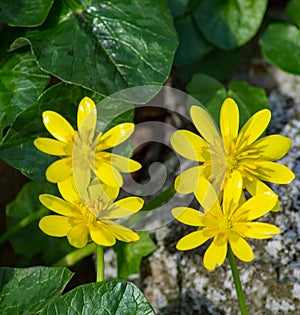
top-left (88, 179), bottom-right (120, 202)
top-left (176, 230), bottom-right (210, 250)
top-left (234, 192), bottom-right (278, 220)
top-left (104, 153), bottom-right (141, 173)
top-left (39, 215), bottom-right (72, 236)
top-left (220, 98), bottom-right (239, 142)
top-left (174, 166), bottom-right (202, 194)
top-left (172, 207), bottom-right (204, 226)
top-left (97, 123), bottom-right (134, 151)
top-left (237, 109), bottom-right (271, 146)
top-left (34, 138), bottom-right (72, 156)
top-left (42, 111), bottom-right (75, 143)
top-left (250, 135), bottom-right (292, 160)
top-left (229, 233), bottom-right (254, 262)
top-left (94, 160), bottom-right (123, 187)
top-left (243, 222), bottom-right (280, 239)
top-left (203, 235), bottom-right (227, 270)
top-left (103, 220), bottom-right (139, 243)
top-left (243, 177), bottom-right (280, 212)
top-left (39, 194), bottom-right (81, 216)
top-left (170, 130), bottom-right (208, 162)
top-left (45, 157), bottom-right (73, 183)
top-left (114, 197), bottom-right (144, 212)
top-left (90, 222), bottom-right (116, 246)
top-left (67, 223), bottom-right (89, 248)
top-left (190, 105), bottom-right (222, 147)
top-left (77, 97), bottom-right (96, 130)
top-left (223, 171), bottom-right (243, 217)
top-left (72, 166), bottom-right (91, 199)
top-left (194, 176), bottom-right (219, 212)
top-left (256, 161), bottom-right (295, 184)
top-left (57, 176), bottom-right (80, 205)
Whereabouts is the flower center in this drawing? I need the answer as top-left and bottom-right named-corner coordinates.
top-left (218, 216), bottom-right (232, 232)
top-left (226, 155), bottom-right (238, 172)
top-left (81, 205), bottom-right (97, 224)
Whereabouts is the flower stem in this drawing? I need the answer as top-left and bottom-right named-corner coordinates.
top-left (96, 244), bottom-right (104, 282)
top-left (227, 244), bottom-right (248, 315)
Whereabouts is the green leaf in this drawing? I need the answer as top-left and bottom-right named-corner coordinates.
top-left (174, 14), bottom-right (213, 65)
top-left (227, 80), bottom-right (270, 125)
top-left (260, 23), bottom-right (300, 75)
top-left (0, 51), bottom-right (50, 135)
top-left (168, 0), bottom-right (190, 18)
top-left (23, 0), bottom-right (177, 95)
top-left (5, 181), bottom-right (57, 257)
top-left (286, 0), bottom-right (300, 26)
top-left (186, 73), bottom-right (226, 122)
top-left (186, 73), bottom-right (270, 125)
top-left (114, 232), bottom-right (156, 278)
top-left (41, 279), bottom-right (156, 315)
top-left (0, 266), bottom-right (73, 315)
top-left (0, 0), bottom-right (54, 27)
top-left (193, 0), bottom-right (268, 49)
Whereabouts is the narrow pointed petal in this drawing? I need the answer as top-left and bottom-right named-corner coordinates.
top-left (203, 235), bottom-right (227, 270)
top-left (94, 160), bottom-right (123, 187)
top-left (195, 176), bottom-right (219, 212)
top-left (88, 179), bottom-right (120, 202)
top-left (39, 215), bottom-right (72, 236)
top-left (90, 222), bottom-right (116, 246)
top-left (34, 138), bottom-right (72, 156)
top-left (97, 123), bottom-right (134, 151)
top-left (103, 221), bottom-right (139, 243)
top-left (176, 230), bottom-right (210, 250)
top-left (58, 176), bottom-right (80, 205)
top-left (42, 111), bottom-right (75, 143)
top-left (237, 109), bottom-right (271, 146)
top-left (243, 222), bottom-right (280, 239)
top-left (223, 171), bottom-right (243, 217)
top-left (77, 97), bottom-right (96, 130)
top-left (220, 98), bottom-right (239, 143)
top-left (102, 153), bottom-right (141, 173)
top-left (229, 233), bottom-right (254, 262)
top-left (39, 194), bottom-right (81, 216)
top-left (234, 192), bottom-right (278, 220)
top-left (190, 106), bottom-right (222, 147)
top-left (67, 224), bottom-right (89, 248)
top-left (46, 157), bottom-right (73, 183)
top-left (256, 161), bottom-right (295, 184)
top-left (101, 197), bottom-right (143, 219)
top-left (170, 130), bottom-right (208, 162)
top-left (114, 197), bottom-right (144, 212)
top-left (251, 135), bottom-right (291, 160)
top-left (174, 166), bottom-right (203, 194)
top-left (172, 207), bottom-right (204, 226)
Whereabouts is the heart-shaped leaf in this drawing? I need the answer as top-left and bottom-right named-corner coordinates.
top-left (0, 266), bottom-right (73, 315)
top-left (260, 23), bottom-right (300, 75)
top-left (40, 280), bottom-right (156, 315)
top-left (193, 0), bottom-right (268, 49)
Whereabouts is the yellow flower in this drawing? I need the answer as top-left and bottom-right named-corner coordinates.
top-left (171, 98), bottom-right (294, 206)
top-left (172, 172), bottom-right (280, 270)
top-left (39, 177), bottom-right (143, 248)
top-left (34, 97), bottom-right (141, 188)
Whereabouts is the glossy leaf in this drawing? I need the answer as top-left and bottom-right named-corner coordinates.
top-left (0, 266), bottom-right (73, 315)
top-left (23, 0), bottom-right (177, 95)
top-left (174, 14), bottom-right (213, 65)
top-left (0, 51), bottom-right (50, 135)
top-left (186, 73), bottom-right (270, 125)
top-left (286, 0), bottom-right (300, 27)
top-left (186, 73), bottom-right (226, 122)
top-left (168, 0), bottom-right (190, 18)
top-left (260, 23), bottom-right (300, 75)
top-left (193, 0), bottom-right (268, 49)
top-left (0, 0), bottom-right (53, 27)
top-left (114, 231), bottom-right (156, 278)
top-left (40, 280), bottom-right (156, 315)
